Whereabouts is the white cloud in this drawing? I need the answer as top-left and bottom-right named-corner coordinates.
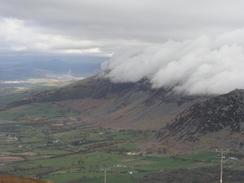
top-left (0, 17), bottom-right (103, 54)
top-left (1, 1), bottom-right (244, 95)
top-left (104, 29), bottom-right (244, 95)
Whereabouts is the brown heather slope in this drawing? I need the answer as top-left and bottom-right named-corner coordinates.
top-left (0, 176), bottom-right (50, 183)
top-left (6, 77), bottom-right (207, 130)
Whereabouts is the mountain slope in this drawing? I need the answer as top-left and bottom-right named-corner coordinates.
top-left (161, 89), bottom-right (244, 139)
top-left (5, 76), bottom-right (205, 129)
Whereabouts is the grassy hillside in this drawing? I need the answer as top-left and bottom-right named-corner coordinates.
top-left (0, 103), bottom-right (78, 121)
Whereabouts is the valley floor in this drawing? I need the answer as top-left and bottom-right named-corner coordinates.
top-left (0, 97), bottom-right (244, 183)
top-left (0, 117), bottom-right (244, 183)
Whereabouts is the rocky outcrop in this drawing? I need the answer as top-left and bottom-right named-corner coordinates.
top-left (159, 89), bottom-right (244, 141)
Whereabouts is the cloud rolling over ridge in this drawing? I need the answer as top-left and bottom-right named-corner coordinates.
top-left (104, 29), bottom-right (244, 95)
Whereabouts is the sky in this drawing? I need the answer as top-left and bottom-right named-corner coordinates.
top-left (1, 0), bottom-right (244, 94)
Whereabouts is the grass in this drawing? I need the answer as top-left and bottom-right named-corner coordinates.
top-left (0, 103), bottom-right (78, 121)
top-left (0, 107), bottom-right (226, 183)
top-left (180, 151), bottom-right (218, 162)
top-left (3, 147), bottom-right (219, 183)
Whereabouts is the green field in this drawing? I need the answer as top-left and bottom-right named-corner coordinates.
top-left (0, 115), bottom-right (225, 183)
top-left (0, 103), bottom-right (78, 121)
top-left (0, 94), bottom-right (241, 183)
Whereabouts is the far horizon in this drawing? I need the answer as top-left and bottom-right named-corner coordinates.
top-left (0, 54), bottom-right (105, 80)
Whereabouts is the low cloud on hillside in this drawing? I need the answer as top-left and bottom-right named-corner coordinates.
top-left (104, 28), bottom-right (244, 95)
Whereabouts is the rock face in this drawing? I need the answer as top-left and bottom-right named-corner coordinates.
top-left (160, 89), bottom-right (244, 141)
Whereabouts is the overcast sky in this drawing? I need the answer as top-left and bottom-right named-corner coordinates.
top-left (1, 0), bottom-right (244, 94)
top-left (1, 0), bottom-right (244, 54)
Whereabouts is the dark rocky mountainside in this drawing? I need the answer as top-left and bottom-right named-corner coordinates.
top-left (10, 76), bottom-right (198, 104)
top-left (160, 89), bottom-right (244, 141)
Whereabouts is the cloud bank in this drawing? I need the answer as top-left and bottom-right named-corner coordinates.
top-left (104, 29), bottom-right (244, 95)
top-left (2, 1), bottom-right (244, 95)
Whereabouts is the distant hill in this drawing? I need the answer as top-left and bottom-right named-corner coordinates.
top-left (0, 54), bottom-right (103, 81)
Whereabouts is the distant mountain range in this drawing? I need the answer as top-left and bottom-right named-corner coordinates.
top-left (0, 54), bottom-right (104, 80)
